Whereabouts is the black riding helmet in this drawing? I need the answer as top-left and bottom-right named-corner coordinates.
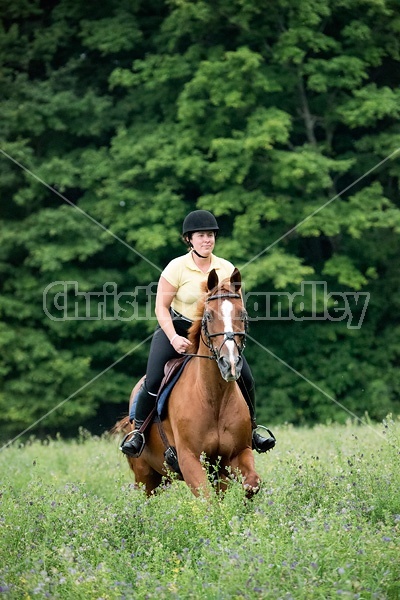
top-left (182, 210), bottom-right (219, 236)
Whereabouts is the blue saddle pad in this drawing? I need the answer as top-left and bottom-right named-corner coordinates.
top-left (129, 356), bottom-right (192, 422)
top-left (157, 356), bottom-right (192, 419)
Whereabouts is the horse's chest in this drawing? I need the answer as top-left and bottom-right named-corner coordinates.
top-left (201, 427), bottom-right (248, 457)
top-left (174, 403), bottom-right (250, 456)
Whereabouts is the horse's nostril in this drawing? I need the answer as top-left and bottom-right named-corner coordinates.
top-left (217, 355), bottom-right (242, 382)
top-left (218, 356), bottom-right (229, 369)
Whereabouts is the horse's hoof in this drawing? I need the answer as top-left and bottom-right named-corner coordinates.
top-left (243, 483), bottom-right (260, 498)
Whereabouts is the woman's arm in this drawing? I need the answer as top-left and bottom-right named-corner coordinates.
top-left (155, 276), bottom-right (191, 352)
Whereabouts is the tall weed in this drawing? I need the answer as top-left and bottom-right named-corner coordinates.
top-left (0, 419), bottom-right (399, 599)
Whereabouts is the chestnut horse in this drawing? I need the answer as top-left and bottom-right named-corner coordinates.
top-left (115, 268), bottom-right (261, 498)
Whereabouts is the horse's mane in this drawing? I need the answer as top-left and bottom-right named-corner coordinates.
top-left (187, 277), bottom-right (236, 352)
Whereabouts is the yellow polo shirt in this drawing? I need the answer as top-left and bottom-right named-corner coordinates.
top-left (161, 251), bottom-right (235, 321)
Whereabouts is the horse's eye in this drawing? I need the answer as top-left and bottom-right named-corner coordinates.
top-left (204, 311), bottom-right (212, 321)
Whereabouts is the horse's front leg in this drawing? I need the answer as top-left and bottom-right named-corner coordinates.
top-left (231, 448), bottom-right (261, 498)
top-left (178, 450), bottom-right (211, 498)
top-left (128, 456), bottom-right (163, 496)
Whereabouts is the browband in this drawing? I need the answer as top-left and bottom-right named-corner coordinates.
top-left (206, 293), bottom-right (241, 302)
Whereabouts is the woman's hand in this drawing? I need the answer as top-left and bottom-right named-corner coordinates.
top-left (170, 334), bottom-right (191, 354)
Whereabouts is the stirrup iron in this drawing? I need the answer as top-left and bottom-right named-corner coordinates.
top-left (164, 446), bottom-right (182, 475)
top-left (119, 430), bottom-right (146, 458)
top-left (252, 425), bottom-right (276, 453)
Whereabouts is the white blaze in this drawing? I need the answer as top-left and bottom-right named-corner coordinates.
top-left (221, 299), bottom-right (236, 371)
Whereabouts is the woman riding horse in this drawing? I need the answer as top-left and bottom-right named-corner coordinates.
top-left (120, 210), bottom-right (276, 457)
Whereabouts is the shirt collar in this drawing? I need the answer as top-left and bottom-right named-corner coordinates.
top-left (185, 251), bottom-right (220, 272)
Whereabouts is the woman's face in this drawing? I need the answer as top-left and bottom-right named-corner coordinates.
top-left (190, 231), bottom-right (215, 256)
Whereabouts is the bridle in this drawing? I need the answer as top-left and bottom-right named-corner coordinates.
top-left (200, 292), bottom-right (248, 361)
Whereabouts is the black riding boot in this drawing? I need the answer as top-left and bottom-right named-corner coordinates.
top-left (238, 378), bottom-right (276, 453)
top-left (120, 381), bottom-right (156, 458)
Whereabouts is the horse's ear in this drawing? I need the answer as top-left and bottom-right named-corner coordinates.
top-left (230, 268), bottom-right (241, 293)
top-left (207, 268), bottom-right (219, 291)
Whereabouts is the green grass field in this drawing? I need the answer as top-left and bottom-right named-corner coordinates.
top-left (0, 418), bottom-right (399, 599)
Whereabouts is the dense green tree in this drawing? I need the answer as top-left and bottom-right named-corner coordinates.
top-left (1, 0), bottom-right (399, 443)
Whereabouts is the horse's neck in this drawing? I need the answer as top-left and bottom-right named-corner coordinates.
top-left (195, 338), bottom-right (233, 403)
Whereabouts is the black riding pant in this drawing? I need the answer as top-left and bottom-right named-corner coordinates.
top-left (145, 316), bottom-right (190, 394)
top-left (144, 315), bottom-right (256, 416)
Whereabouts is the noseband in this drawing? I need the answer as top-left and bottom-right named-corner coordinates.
top-left (201, 292), bottom-right (248, 360)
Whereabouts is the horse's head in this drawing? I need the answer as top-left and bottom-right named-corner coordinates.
top-left (202, 268), bottom-right (248, 382)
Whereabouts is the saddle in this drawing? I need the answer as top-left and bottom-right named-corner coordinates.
top-left (130, 355), bottom-right (192, 475)
top-left (130, 355), bottom-right (192, 422)
top-left (156, 355), bottom-right (192, 418)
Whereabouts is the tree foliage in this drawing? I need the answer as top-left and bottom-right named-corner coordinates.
top-left (1, 0), bottom-right (400, 441)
